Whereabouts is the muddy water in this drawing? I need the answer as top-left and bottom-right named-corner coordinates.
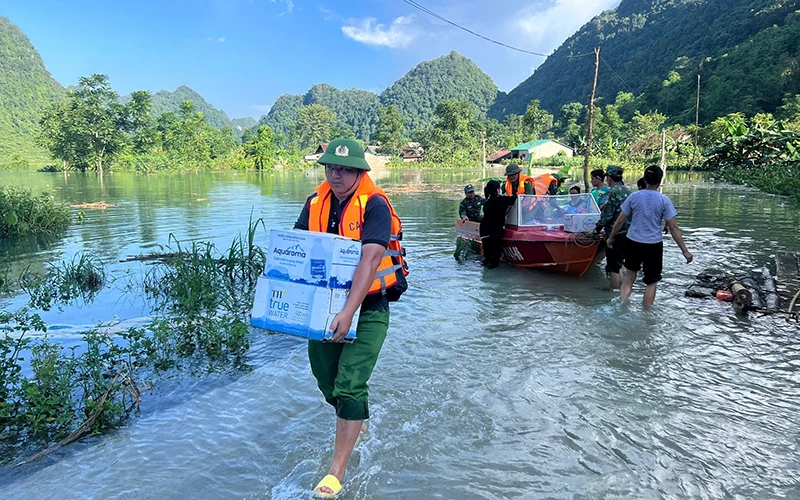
top-left (1, 169), bottom-right (799, 499)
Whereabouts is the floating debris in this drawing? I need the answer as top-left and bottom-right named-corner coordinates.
top-left (70, 201), bottom-right (120, 209)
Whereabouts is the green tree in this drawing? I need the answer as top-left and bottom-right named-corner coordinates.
top-left (243, 125), bottom-right (279, 170)
top-left (503, 114), bottom-right (526, 148)
top-left (373, 105), bottom-right (406, 155)
top-left (38, 74), bottom-right (126, 172)
top-left (125, 90), bottom-right (158, 153)
top-left (553, 102), bottom-right (586, 149)
top-left (776, 94), bottom-right (800, 122)
top-left (296, 104), bottom-right (335, 150)
top-left (72, 74), bottom-right (127, 172)
top-left (522, 99), bottom-right (554, 141)
top-left (427, 100), bottom-right (479, 164)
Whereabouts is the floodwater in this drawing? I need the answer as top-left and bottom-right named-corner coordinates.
top-left (1, 168), bottom-right (799, 499)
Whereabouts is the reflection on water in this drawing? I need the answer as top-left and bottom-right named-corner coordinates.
top-left (1, 170), bottom-right (799, 498)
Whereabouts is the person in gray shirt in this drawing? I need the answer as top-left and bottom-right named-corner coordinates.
top-left (607, 165), bottom-right (693, 306)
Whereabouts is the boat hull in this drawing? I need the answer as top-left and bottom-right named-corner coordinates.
top-left (455, 220), bottom-right (599, 277)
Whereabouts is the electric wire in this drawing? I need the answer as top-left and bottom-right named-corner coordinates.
top-left (400, 0), bottom-right (549, 57)
top-left (600, 56), bottom-right (635, 93)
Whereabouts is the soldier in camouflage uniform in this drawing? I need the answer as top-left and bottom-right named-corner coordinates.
top-left (595, 165), bottom-right (631, 289)
top-left (459, 184), bottom-right (485, 222)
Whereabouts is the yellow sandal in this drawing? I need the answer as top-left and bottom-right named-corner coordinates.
top-left (312, 474), bottom-right (342, 499)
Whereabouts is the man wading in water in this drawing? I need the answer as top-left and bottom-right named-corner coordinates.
top-left (293, 138), bottom-right (408, 498)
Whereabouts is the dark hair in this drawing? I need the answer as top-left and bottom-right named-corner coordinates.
top-left (637, 177), bottom-right (647, 190)
top-left (484, 179), bottom-right (501, 199)
top-left (569, 185), bottom-right (581, 194)
top-left (590, 169), bottom-right (605, 181)
top-left (644, 165), bottom-right (664, 186)
top-left (608, 173), bottom-right (623, 183)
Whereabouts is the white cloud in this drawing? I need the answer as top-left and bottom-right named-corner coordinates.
top-left (513, 0), bottom-right (619, 51)
top-left (271, 0), bottom-right (293, 15)
top-left (207, 37), bottom-right (226, 43)
top-left (318, 5), bottom-right (341, 22)
top-left (341, 16), bottom-right (417, 49)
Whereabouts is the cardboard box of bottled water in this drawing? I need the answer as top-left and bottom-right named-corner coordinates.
top-left (250, 230), bottom-right (361, 341)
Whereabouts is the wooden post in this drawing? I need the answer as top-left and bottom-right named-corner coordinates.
top-left (481, 130), bottom-right (486, 178)
top-left (692, 74), bottom-right (700, 169)
top-left (583, 47), bottom-right (600, 193)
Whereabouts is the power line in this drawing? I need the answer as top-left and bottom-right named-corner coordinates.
top-left (600, 55), bottom-right (635, 93)
top-left (400, 0), bottom-right (549, 57)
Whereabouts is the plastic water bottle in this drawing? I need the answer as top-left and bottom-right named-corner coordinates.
top-left (310, 238), bottom-right (327, 283)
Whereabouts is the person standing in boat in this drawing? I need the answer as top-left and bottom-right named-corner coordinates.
top-left (480, 180), bottom-right (517, 269)
top-left (459, 184), bottom-right (485, 222)
top-left (293, 138), bottom-right (408, 499)
top-left (590, 169), bottom-right (610, 207)
top-left (502, 163), bottom-right (534, 195)
top-left (607, 165), bottom-right (692, 306)
top-left (595, 165), bottom-right (631, 290)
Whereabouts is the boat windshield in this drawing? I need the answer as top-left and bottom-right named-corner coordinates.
top-left (507, 194), bottom-right (600, 227)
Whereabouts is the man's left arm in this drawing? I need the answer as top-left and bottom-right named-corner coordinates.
top-left (596, 190), bottom-right (616, 231)
top-left (524, 179), bottom-right (534, 195)
top-left (329, 244), bottom-right (385, 341)
top-left (328, 196), bottom-right (392, 341)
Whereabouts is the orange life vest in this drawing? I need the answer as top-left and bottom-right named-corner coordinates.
top-left (532, 173), bottom-right (558, 196)
top-left (307, 174), bottom-right (408, 296)
top-left (504, 173), bottom-right (533, 195)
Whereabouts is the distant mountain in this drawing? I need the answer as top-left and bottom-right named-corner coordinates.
top-left (231, 116), bottom-right (257, 132)
top-left (490, 0), bottom-right (800, 123)
top-left (261, 51), bottom-right (498, 140)
top-left (149, 85), bottom-right (233, 129)
top-left (261, 94), bottom-right (304, 138)
top-left (0, 16), bottom-right (65, 166)
top-left (380, 51), bottom-right (498, 131)
top-left (262, 84), bottom-right (380, 141)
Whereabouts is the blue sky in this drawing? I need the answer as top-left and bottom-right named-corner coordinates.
top-left (1, 0), bottom-right (619, 119)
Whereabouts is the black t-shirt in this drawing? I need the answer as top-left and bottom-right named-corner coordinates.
top-left (294, 192), bottom-right (392, 312)
top-left (480, 195), bottom-right (517, 239)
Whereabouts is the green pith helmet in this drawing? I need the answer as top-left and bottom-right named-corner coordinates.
top-left (505, 163), bottom-right (522, 176)
top-left (606, 165), bottom-right (623, 176)
top-left (318, 138), bottom-right (371, 171)
top-left (464, 184), bottom-right (475, 193)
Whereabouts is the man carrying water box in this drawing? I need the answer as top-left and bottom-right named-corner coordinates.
top-left (292, 138), bottom-right (408, 498)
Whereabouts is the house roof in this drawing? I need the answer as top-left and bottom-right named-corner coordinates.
top-left (510, 140), bottom-right (552, 151)
top-left (487, 149), bottom-right (511, 162)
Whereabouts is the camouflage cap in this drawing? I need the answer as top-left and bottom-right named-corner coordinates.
top-left (606, 165), bottom-right (623, 176)
top-left (464, 184), bottom-right (475, 193)
top-left (505, 163), bottom-right (522, 176)
top-left (317, 138), bottom-right (371, 171)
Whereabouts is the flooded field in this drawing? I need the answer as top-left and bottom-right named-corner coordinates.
top-left (1, 169), bottom-right (799, 498)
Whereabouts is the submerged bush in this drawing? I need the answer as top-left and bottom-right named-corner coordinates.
top-left (19, 252), bottom-right (106, 311)
top-left (0, 186), bottom-right (71, 237)
top-left (143, 218), bottom-right (264, 369)
top-left (0, 310), bottom-right (148, 452)
top-left (0, 220), bottom-right (267, 460)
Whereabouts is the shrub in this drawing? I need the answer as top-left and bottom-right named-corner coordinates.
top-left (0, 186), bottom-right (71, 237)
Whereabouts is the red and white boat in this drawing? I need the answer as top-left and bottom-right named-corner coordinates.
top-left (456, 194), bottom-right (602, 276)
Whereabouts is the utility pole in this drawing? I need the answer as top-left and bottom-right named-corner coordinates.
top-left (692, 74), bottom-right (701, 170)
top-left (583, 47), bottom-right (600, 193)
top-left (660, 129), bottom-right (667, 187)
